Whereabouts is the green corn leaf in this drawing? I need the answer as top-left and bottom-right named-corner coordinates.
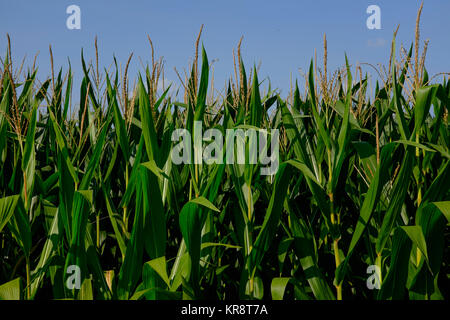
top-left (336, 143), bottom-right (397, 284)
top-left (0, 84), bottom-right (11, 163)
top-left (201, 242), bottom-right (241, 250)
top-left (57, 146), bottom-right (75, 242)
top-left (414, 86), bottom-right (434, 133)
top-left (420, 160), bottom-right (450, 206)
top-left (376, 151), bottom-right (414, 254)
top-left (63, 66), bottom-right (72, 119)
top-left (64, 190), bottom-right (92, 297)
top-left (308, 60), bottom-right (332, 151)
top-left (49, 110), bottom-right (79, 184)
top-left (30, 208), bottom-right (62, 298)
top-left (250, 66), bottom-right (262, 127)
top-left (190, 196), bottom-right (220, 213)
top-left (281, 100), bottom-right (330, 222)
top-left (179, 201), bottom-right (202, 295)
top-left (79, 114), bottom-right (111, 190)
top-left (0, 278), bottom-right (22, 300)
top-left (286, 159), bottom-right (320, 186)
top-left (344, 143), bottom-right (396, 254)
top-left (392, 67), bottom-right (410, 141)
top-left (17, 71), bottom-right (36, 107)
top-left (288, 204), bottom-right (335, 300)
top-left (21, 103), bottom-right (37, 209)
top-left (400, 226), bottom-right (428, 263)
top-left (378, 227), bottom-right (412, 300)
top-left (102, 186), bottom-right (127, 257)
top-left (432, 201), bottom-right (450, 223)
top-left (106, 73), bottom-right (130, 161)
top-left (193, 46), bottom-right (209, 123)
top-left (352, 142), bottom-right (377, 183)
top-left (85, 235), bottom-right (112, 300)
top-left (119, 136), bottom-right (145, 209)
top-left (117, 170), bottom-right (146, 299)
top-left (140, 165), bottom-right (166, 259)
top-left (409, 203), bottom-right (447, 299)
top-left (250, 163), bottom-right (292, 276)
top-left (138, 75), bottom-right (159, 162)
top-left (395, 140), bottom-right (435, 152)
top-left (141, 160), bottom-right (167, 180)
top-left (145, 257), bottom-right (171, 288)
top-left (271, 277), bottom-right (290, 300)
top-left (76, 278), bottom-right (93, 300)
top-left (0, 195), bottom-right (19, 233)
top-left (8, 197), bottom-right (31, 257)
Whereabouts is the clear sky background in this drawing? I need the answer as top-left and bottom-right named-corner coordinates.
top-left (0, 0), bottom-right (449, 102)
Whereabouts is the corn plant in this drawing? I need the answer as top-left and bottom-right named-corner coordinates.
top-left (0, 12), bottom-right (449, 300)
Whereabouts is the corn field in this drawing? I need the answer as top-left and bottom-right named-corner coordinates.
top-left (0, 18), bottom-right (449, 301)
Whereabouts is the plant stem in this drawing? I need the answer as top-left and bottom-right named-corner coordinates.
top-left (22, 171), bottom-right (28, 207)
top-left (331, 209), bottom-right (342, 300)
top-left (376, 253), bottom-right (382, 285)
top-left (248, 183), bottom-right (254, 297)
top-left (415, 130), bottom-right (423, 268)
top-left (333, 238), bottom-right (342, 300)
top-left (376, 113), bottom-right (380, 165)
top-left (247, 184), bottom-right (252, 221)
top-left (328, 148), bottom-right (342, 300)
top-left (416, 132), bottom-right (422, 206)
top-left (25, 256), bottom-right (31, 300)
top-left (123, 164), bottom-right (129, 234)
top-left (96, 214), bottom-right (100, 249)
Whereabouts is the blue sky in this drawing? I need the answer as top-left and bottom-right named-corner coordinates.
top-left (1, 0), bottom-right (449, 101)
